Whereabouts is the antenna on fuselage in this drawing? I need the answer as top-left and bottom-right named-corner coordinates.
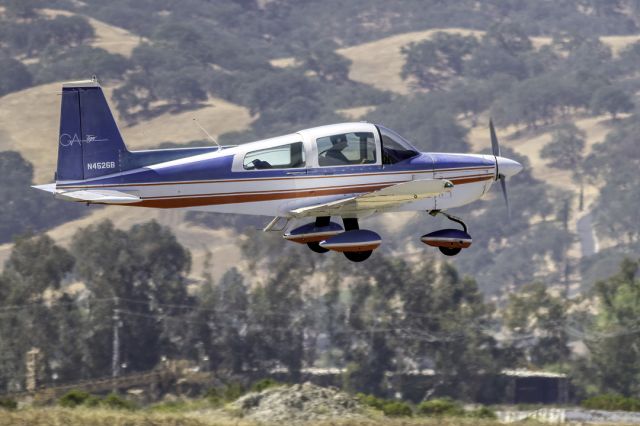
top-left (192, 118), bottom-right (222, 150)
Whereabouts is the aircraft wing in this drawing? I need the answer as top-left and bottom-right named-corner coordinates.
top-left (32, 184), bottom-right (140, 204)
top-left (290, 179), bottom-right (453, 217)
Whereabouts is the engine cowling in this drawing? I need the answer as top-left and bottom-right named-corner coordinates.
top-left (420, 228), bottom-right (472, 249)
top-left (283, 222), bottom-right (343, 244)
top-left (320, 230), bottom-right (382, 253)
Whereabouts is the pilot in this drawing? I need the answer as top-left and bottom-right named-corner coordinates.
top-left (325, 134), bottom-right (350, 165)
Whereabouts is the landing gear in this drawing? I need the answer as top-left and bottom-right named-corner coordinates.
top-left (307, 242), bottom-right (329, 253)
top-left (430, 210), bottom-right (468, 233)
top-left (340, 217), bottom-right (374, 262)
top-left (421, 211), bottom-right (472, 257)
top-left (344, 250), bottom-right (373, 262)
top-left (439, 247), bottom-right (462, 256)
top-left (305, 216), bottom-right (332, 253)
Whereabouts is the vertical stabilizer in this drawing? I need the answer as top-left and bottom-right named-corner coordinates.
top-left (56, 80), bottom-right (128, 181)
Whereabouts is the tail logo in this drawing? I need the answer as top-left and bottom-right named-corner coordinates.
top-left (60, 133), bottom-right (109, 147)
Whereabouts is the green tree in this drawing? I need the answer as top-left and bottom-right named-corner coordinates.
top-left (248, 255), bottom-right (307, 379)
top-left (465, 23), bottom-right (532, 80)
top-left (70, 220), bottom-right (191, 376)
top-left (190, 267), bottom-right (250, 374)
top-left (504, 282), bottom-right (570, 367)
top-left (586, 259), bottom-right (640, 395)
top-left (540, 123), bottom-right (587, 209)
top-left (2, 0), bottom-right (42, 18)
top-left (426, 264), bottom-right (500, 401)
top-left (590, 85), bottom-right (634, 119)
top-left (401, 32), bottom-right (479, 89)
top-left (0, 55), bottom-right (33, 96)
top-left (34, 46), bottom-right (130, 84)
top-left (302, 40), bottom-right (352, 83)
top-left (586, 120), bottom-right (640, 242)
top-left (0, 151), bottom-right (86, 243)
top-left (0, 235), bottom-right (75, 390)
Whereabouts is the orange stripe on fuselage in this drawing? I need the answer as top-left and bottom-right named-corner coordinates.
top-left (58, 166), bottom-right (494, 189)
top-left (94, 174), bottom-right (494, 208)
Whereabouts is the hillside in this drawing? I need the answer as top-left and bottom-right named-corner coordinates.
top-left (0, 7), bottom-right (255, 283)
top-left (41, 8), bottom-right (142, 57)
top-left (0, 83), bottom-right (252, 184)
top-left (333, 31), bottom-right (640, 94)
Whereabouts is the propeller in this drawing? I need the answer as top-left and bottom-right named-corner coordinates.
top-left (489, 119), bottom-right (510, 220)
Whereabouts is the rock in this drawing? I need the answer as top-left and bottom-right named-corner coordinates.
top-left (227, 382), bottom-right (365, 424)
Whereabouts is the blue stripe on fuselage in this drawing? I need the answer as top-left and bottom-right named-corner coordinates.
top-left (430, 153), bottom-right (493, 170)
top-left (57, 152), bottom-right (492, 188)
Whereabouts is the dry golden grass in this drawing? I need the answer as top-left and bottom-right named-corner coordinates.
top-left (0, 408), bottom-right (525, 426)
top-left (531, 34), bottom-right (640, 56)
top-left (0, 80), bottom-right (251, 282)
top-left (41, 8), bottom-right (142, 57)
top-left (337, 106), bottom-right (375, 120)
top-left (467, 114), bottom-right (612, 204)
top-left (0, 407), bottom-right (255, 426)
top-left (269, 57), bottom-right (300, 68)
top-left (334, 30), bottom-right (640, 94)
top-left (0, 207), bottom-right (245, 284)
top-left (337, 29), bottom-right (483, 95)
top-left (0, 83), bottom-right (252, 183)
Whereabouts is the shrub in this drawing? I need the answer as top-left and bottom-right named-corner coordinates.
top-left (205, 388), bottom-right (223, 406)
top-left (84, 395), bottom-right (102, 407)
top-left (251, 378), bottom-right (281, 393)
top-left (467, 406), bottom-right (497, 419)
top-left (417, 398), bottom-right (464, 417)
top-left (357, 394), bottom-right (413, 417)
top-left (59, 390), bottom-right (91, 408)
top-left (223, 383), bottom-right (244, 402)
top-left (0, 397), bottom-right (17, 411)
top-left (101, 393), bottom-right (136, 410)
top-left (382, 400), bottom-right (413, 417)
top-left (356, 393), bottom-right (386, 410)
top-left (582, 394), bottom-right (640, 412)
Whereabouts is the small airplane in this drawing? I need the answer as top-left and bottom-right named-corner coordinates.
top-left (35, 79), bottom-right (523, 262)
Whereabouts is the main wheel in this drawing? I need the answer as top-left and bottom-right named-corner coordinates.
top-left (344, 250), bottom-right (372, 262)
top-left (439, 246), bottom-right (462, 256)
top-left (307, 242), bottom-right (329, 253)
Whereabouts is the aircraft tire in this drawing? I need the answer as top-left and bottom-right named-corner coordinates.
top-left (438, 246), bottom-right (462, 256)
top-left (344, 250), bottom-right (372, 262)
top-left (307, 242), bottom-right (329, 253)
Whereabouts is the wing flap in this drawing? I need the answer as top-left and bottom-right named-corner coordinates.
top-left (291, 179), bottom-right (452, 217)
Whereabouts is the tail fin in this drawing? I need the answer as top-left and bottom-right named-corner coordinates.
top-left (57, 80), bottom-right (128, 181)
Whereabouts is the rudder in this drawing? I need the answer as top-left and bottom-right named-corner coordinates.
top-left (56, 79), bottom-right (128, 181)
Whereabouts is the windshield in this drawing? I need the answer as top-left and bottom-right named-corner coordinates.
top-left (376, 125), bottom-right (420, 164)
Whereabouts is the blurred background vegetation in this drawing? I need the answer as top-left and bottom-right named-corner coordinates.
top-left (1, 0), bottom-right (640, 406)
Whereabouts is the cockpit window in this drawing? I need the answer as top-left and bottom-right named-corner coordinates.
top-left (377, 125), bottom-right (419, 164)
top-left (243, 142), bottom-right (305, 170)
top-left (316, 132), bottom-right (376, 166)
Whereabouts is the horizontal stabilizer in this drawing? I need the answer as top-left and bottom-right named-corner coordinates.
top-left (32, 183), bottom-right (57, 194)
top-left (57, 189), bottom-right (140, 204)
top-left (290, 179), bottom-right (453, 217)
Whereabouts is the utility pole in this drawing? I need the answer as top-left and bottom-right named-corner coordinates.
top-left (112, 297), bottom-right (120, 380)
